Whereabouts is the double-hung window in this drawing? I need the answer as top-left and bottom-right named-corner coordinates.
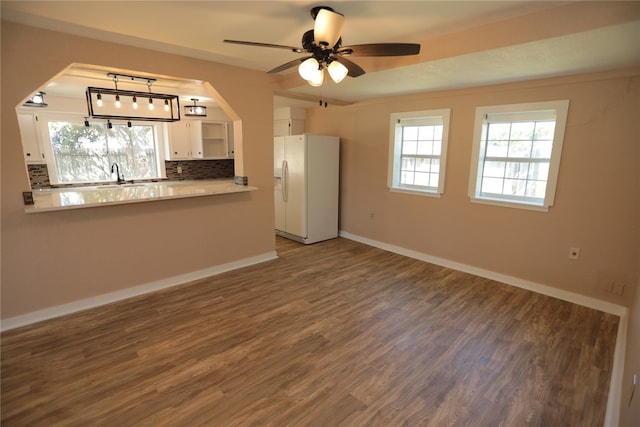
top-left (388, 109), bottom-right (450, 196)
top-left (42, 115), bottom-right (165, 184)
top-left (468, 100), bottom-right (569, 211)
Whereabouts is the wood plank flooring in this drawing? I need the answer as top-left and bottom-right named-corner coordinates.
top-left (1, 237), bottom-right (618, 426)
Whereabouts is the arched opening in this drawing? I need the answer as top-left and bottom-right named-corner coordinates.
top-left (16, 63), bottom-right (243, 188)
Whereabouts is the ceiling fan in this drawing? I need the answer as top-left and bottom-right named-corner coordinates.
top-left (224, 6), bottom-right (421, 87)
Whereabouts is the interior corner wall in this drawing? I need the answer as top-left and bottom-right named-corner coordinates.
top-left (305, 70), bottom-right (640, 307)
top-left (1, 21), bottom-right (276, 319)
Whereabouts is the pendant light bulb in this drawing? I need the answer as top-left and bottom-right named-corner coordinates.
top-left (132, 95), bottom-right (138, 110)
top-left (97, 93), bottom-right (103, 107)
top-left (115, 94), bottom-right (121, 108)
top-left (328, 60), bottom-right (348, 83)
top-left (148, 97), bottom-right (154, 111)
top-left (164, 99), bottom-right (170, 112)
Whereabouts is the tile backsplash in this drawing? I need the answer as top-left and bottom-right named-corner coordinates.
top-left (27, 160), bottom-right (234, 188)
top-left (165, 159), bottom-right (234, 180)
top-left (27, 164), bottom-right (51, 188)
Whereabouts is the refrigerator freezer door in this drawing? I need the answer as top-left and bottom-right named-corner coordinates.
top-left (284, 135), bottom-right (307, 239)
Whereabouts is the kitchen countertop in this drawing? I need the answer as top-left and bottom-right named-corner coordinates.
top-left (25, 179), bottom-right (257, 213)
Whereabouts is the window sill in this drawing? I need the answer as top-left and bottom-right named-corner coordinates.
top-left (24, 179), bottom-right (257, 213)
top-left (389, 187), bottom-right (442, 198)
top-left (469, 197), bottom-right (549, 212)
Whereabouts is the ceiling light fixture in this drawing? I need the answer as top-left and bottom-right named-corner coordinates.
top-left (184, 98), bottom-right (207, 117)
top-left (313, 7), bottom-right (344, 48)
top-left (85, 73), bottom-right (180, 122)
top-left (113, 76), bottom-right (121, 108)
top-left (327, 60), bottom-right (348, 83)
top-left (23, 91), bottom-right (48, 107)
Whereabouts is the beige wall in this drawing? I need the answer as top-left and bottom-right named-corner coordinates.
top-left (306, 70), bottom-right (640, 307)
top-left (1, 22), bottom-right (276, 319)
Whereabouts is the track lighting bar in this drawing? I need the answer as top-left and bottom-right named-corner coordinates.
top-left (85, 86), bottom-right (180, 122)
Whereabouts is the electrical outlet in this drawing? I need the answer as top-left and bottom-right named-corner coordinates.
top-left (369, 212), bottom-right (375, 220)
top-left (568, 247), bottom-right (580, 260)
top-left (177, 166), bottom-right (182, 174)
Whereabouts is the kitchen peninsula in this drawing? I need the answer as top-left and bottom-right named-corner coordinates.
top-left (25, 179), bottom-right (257, 213)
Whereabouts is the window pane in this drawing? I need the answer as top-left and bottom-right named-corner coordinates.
top-left (415, 158), bottom-right (431, 172)
top-left (503, 179), bottom-right (526, 196)
top-left (401, 171), bottom-right (414, 185)
top-left (481, 177), bottom-right (503, 194)
top-left (49, 121), bottom-right (110, 183)
top-left (507, 140), bottom-right (532, 158)
top-left (418, 125), bottom-right (434, 140)
top-left (505, 162), bottom-right (529, 179)
top-left (484, 161), bottom-right (505, 178)
top-left (433, 125), bottom-right (443, 140)
top-left (487, 123), bottom-right (510, 140)
top-left (534, 121), bottom-right (556, 140)
top-left (486, 140), bottom-right (508, 157)
top-left (431, 159), bottom-right (440, 173)
top-left (48, 120), bottom-right (161, 184)
top-left (527, 162), bottom-right (550, 180)
top-left (401, 157), bottom-right (415, 170)
top-left (107, 125), bottom-right (158, 180)
top-left (429, 173), bottom-right (439, 187)
top-left (415, 172), bottom-right (430, 186)
top-left (417, 140), bottom-right (433, 155)
top-left (510, 122), bottom-right (535, 140)
top-left (402, 140), bottom-right (417, 155)
top-left (403, 126), bottom-right (418, 141)
top-left (531, 140), bottom-right (552, 158)
top-left (525, 180), bottom-right (547, 198)
top-left (432, 140), bottom-right (442, 156)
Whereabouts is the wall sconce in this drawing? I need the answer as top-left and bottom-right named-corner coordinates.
top-left (184, 98), bottom-right (207, 117)
top-left (23, 91), bottom-right (48, 108)
top-left (85, 73), bottom-right (181, 122)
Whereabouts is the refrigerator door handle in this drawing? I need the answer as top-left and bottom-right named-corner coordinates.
top-left (282, 160), bottom-right (288, 203)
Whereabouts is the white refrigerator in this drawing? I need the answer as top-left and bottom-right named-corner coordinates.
top-left (274, 134), bottom-right (340, 244)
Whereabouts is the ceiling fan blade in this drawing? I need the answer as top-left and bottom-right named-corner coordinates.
top-left (332, 56), bottom-right (365, 78)
top-left (336, 43), bottom-right (421, 57)
top-left (268, 56), bottom-right (311, 74)
top-left (224, 39), bottom-right (303, 53)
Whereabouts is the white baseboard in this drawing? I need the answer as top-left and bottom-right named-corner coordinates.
top-left (1, 251), bottom-right (278, 332)
top-left (339, 230), bottom-right (627, 427)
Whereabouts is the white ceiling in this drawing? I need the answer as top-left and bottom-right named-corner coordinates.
top-left (3, 1), bottom-right (640, 108)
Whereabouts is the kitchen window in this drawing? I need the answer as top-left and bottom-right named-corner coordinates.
top-left (468, 100), bottom-right (569, 211)
top-left (388, 109), bottom-right (450, 196)
top-left (43, 115), bottom-right (165, 184)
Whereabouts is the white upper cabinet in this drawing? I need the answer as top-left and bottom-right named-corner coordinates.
top-left (17, 112), bottom-right (46, 164)
top-left (167, 120), bottom-right (232, 160)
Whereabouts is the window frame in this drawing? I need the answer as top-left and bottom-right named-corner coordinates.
top-left (39, 112), bottom-right (167, 185)
top-left (468, 100), bottom-right (569, 212)
top-left (387, 108), bottom-right (451, 197)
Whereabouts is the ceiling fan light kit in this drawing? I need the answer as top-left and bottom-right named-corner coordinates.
top-left (224, 5), bottom-right (420, 89)
top-left (313, 7), bottom-right (344, 48)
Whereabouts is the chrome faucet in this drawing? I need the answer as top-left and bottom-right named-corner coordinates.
top-left (110, 163), bottom-right (125, 184)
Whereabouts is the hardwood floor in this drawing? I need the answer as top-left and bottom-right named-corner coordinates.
top-left (1, 237), bottom-right (618, 426)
